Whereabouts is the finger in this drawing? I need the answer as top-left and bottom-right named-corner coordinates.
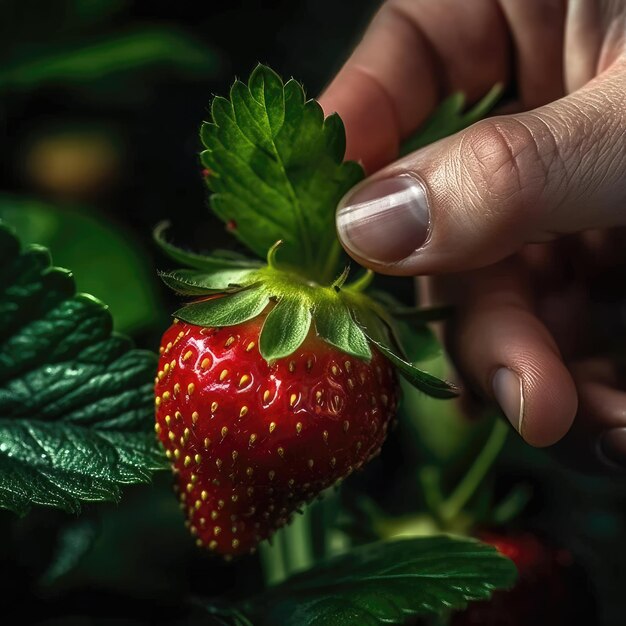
top-left (498, 0), bottom-right (566, 107)
top-left (449, 257), bottom-right (577, 446)
top-left (319, 0), bottom-right (510, 172)
top-left (555, 359), bottom-right (626, 472)
top-left (336, 59), bottom-right (626, 276)
top-left (320, 0), bottom-right (571, 172)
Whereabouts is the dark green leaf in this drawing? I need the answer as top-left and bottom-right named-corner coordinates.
top-left (241, 536), bottom-right (517, 625)
top-left (260, 297), bottom-right (312, 361)
top-left (0, 194), bottom-right (162, 333)
top-left (0, 28), bottom-right (217, 90)
top-left (401, 84), bottom-right (503, 154)
top-left (0, 222), bottom-right (167, 515)
top-left (314, 296), bottom-right (371, 360)
top-left (158, 268), bottom-right (256, 296)
top-left (201, 64), bottom-right (364, 281)
top-left (153, 222), bottom-right (262, 271)
top-left (174, 287), bottom-right (270, 327)
top-left (370, 338), bottom-right (458, 399)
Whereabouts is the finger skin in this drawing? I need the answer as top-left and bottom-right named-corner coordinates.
top-left (553, 360), bottom-right (626, 472)
top-left (337, 59), bottom-right (626, 277)
top-left (449, 258), bottom-right (578, 446)
top-left (319, 0), bottom-right (509, 172)
top-left (498, 0), bottom-right (566, 107)
top-left (320, 0), bottom-right (575, 172)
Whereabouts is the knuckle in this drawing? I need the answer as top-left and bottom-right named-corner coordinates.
top-left (457, 117), bottom-right (553, 224)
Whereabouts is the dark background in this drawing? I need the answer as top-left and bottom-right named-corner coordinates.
top-left (1, 2), bottom-right (625, 625)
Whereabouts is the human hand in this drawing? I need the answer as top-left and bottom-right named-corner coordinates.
top-left (320, 0), bottom-right (626, 469)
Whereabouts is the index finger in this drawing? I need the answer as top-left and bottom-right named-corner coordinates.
top-left (319, 0), bottom-right (510, 172)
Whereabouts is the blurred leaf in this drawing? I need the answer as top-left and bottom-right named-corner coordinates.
top-left (226, 536), bottom-right (516, 625)
top-left (39, 517), bottom-right (98, 585)
top-left (401, 84), bottom-right (503, 154)
top-left (396, 323), bottom-right (441, 363)
top-left (0, 194), bottom-right (161, 333)
top-left (70, 0), bottom-right (127, 22)
top-left (0, 221), bottom-right (167, 516)
top-left (200, 602), bottom-right (255, 626)
top-left (0, 28), bottom-right (218, 91)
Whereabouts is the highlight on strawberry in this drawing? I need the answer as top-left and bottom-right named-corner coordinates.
top-left (153, 64), bottom-right (458, 557)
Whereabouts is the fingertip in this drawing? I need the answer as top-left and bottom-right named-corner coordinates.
top-left (320, 67), bottom-right (400, 172)
top-left (452, 261), bottom-right (578, 448)
top-left (515, 354), bottom-right (578, 447)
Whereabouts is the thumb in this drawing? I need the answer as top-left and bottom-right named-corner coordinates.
top-left (336, 60), bottom-right (626, 275)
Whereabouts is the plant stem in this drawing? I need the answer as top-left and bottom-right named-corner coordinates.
top-left (320, 240), bottom-right (342, 285)
top-left (419, 465), bottom-right (445, 524)
top-left (280, 506), bottom-right (314, 576)
top-left (439, 418), bottom-right (509, 524)
top-left (259, 538), bottom-right (287, 587)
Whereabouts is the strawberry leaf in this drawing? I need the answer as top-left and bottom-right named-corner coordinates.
top-left (401, 84), bottom-right (503, 154)
top-left (0, 221), bottom-right (167, 515)
top-left (200, 535), bottom-right (517, 625)
top-left (200, 64), bottom-right (364, 282)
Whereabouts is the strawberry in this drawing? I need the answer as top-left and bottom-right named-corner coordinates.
top-left (452, 531), bottom-right (595, 625)
top-left (154, 312), bottom-right (397, 556)
top-left (153, 65), bottom-right (456, 557)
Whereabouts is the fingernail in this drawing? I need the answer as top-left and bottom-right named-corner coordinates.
top-left (336, 174), bottom-right (430, 263)
top-left (492, 368), bottom-right (524, 433)
top-left (597, 428), bottom-right (626, 470)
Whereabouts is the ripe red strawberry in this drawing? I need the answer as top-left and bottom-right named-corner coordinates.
top-left (153, 65), bottom-right (456, 558)
top-left (154, 313), bottom-right (398, 556)
top-left (452, 531), bottom-right (596, 625)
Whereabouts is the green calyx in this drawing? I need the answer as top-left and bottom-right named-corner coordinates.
top-left (155, 228), bottom-right (457, 398)
top-left (158, 239), bottom-right (374, 362)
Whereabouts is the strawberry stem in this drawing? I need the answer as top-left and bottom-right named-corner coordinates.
top-left (280, 510), bottom-right (315, 576)
top-left (266, 240), bottom-right (284, 269)
top-left (439, 418), bottom-right (509, 524)
top-left (259, 539), bottom-right (288, 586)
top-left (320, 239), bottom-right (343, 284)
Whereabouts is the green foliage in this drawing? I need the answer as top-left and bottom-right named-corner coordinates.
top-left (313, 295), bottom-right (371, 360)
top-left (0, 195), bottom-right (162, 333)
top-left (201, 536), bottom-right (517, 625)
top-left (0, 221), bottom-right (167, 515)
top-left (175, 287), bottom-right (270, 328)
top-left (0, 28), bottom-right (217, 91)
top-left (401, 85), bottom-right (503, 155)
top-left (158, 268), bottom-right (257, 296)
top-left (259, 296), bottom-right (313, 361)
top-left (200, 64), bottom-right (364, 282)
top-left (369, 338), bottom-right (458, 399)
top-left (154, 222), bottom-right (262, 272)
